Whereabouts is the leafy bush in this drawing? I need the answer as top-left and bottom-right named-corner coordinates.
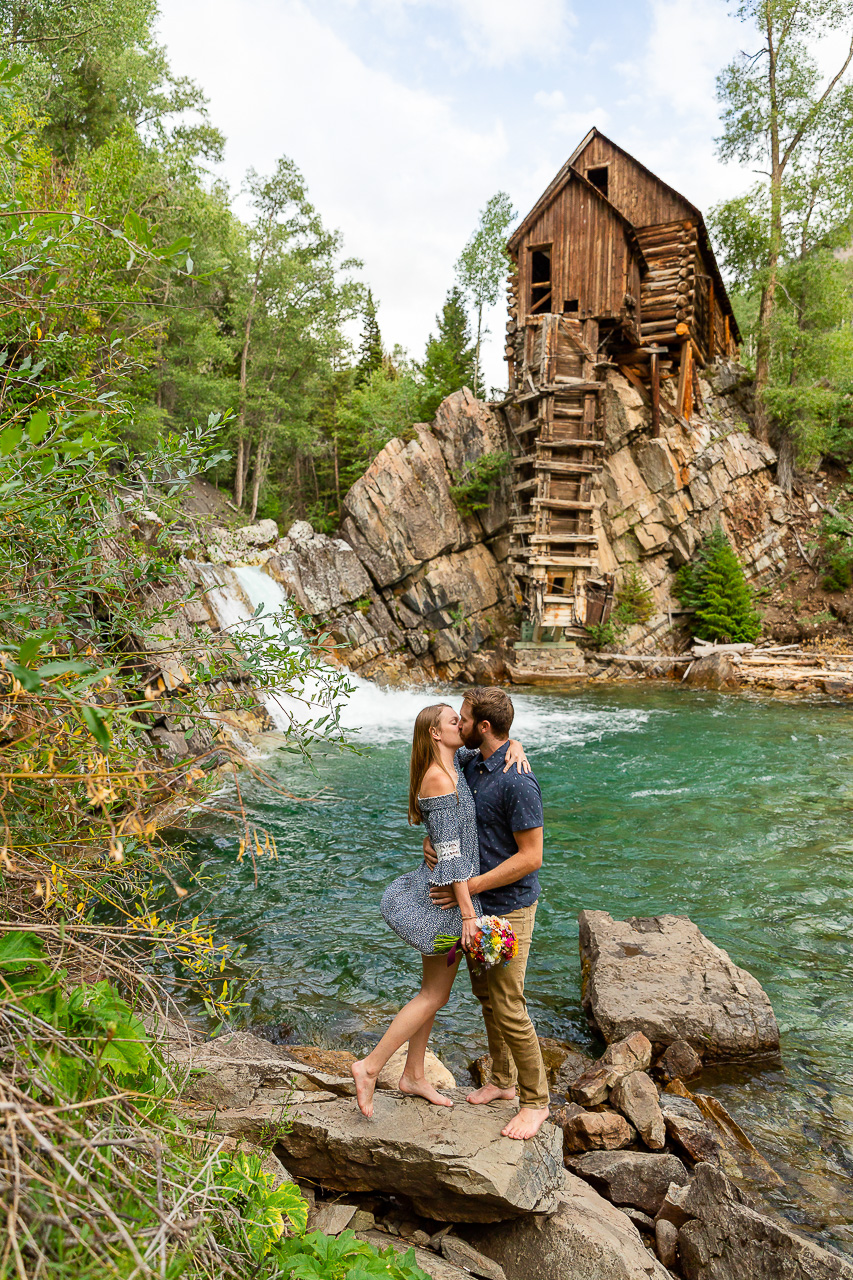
top-left (613, 565), bottom-right (655, 627)
top-left (450, 451), bottom-right (511, 516)
top-left (818, 498), bottom-right (853, 591)
top-left (675, 526), bottom-right (762, 643)
top-left (586, 621), bottom-right (617, 649)
top-left (0, 929), bottom-right (430, 1279)
top-left (276, 1230), bottom-right (431, 1279)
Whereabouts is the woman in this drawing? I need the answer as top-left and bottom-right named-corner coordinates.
top-left (351, 702), bottom-right (527, 1118)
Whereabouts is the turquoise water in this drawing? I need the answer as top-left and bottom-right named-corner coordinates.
top-left (190, 684), bottom-right (853, 1252)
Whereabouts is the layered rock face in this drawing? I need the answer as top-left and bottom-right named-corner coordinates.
top-left (593, 363), bottom-right (787, 652)
top-left (335, 390), bottom-right (512, 681)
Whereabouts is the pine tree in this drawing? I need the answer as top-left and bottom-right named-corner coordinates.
top-left (355, 289), bottom-right (383, 386)
top-left (419, 286), bottom-right (476, 418)
top-left (682, 527), bottom-right (762, 643)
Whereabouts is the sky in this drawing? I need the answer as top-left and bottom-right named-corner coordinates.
top-left (156, 0), bottom-right (758, 391)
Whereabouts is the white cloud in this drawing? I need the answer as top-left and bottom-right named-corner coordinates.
top-left (158, 0), bottom-right (510, 375)
top-left (534, 89), bottom-right (567, 111)
top-left (366, 0), bottom-right (576, 67)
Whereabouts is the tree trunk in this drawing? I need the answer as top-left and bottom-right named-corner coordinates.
top-left (249, 433), bottom-right (272, 522)
top-left (235, 307), bottom-right (254, 508)
top-left (473, 304), bottom-right (483, 400)
top-left (235, 223), bottom-right (273, 506)
top-left (776, 428), bottom-right (795, 493)
top-left (333, 434), bottom-right (341, 509)
top-left (754, 12), bottom-right (781, 445)
top-left (241, 433), bottom-right (253, 503)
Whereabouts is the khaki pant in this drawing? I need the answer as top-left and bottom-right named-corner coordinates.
top-left (468, 903), bottom-right (549, 1108)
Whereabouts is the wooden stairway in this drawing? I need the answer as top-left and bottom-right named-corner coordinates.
top-left (508, 314), bottom-right (604, 632)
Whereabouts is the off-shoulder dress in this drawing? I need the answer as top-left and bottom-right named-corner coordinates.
top-left (380, 750), bottom-right (482, 956)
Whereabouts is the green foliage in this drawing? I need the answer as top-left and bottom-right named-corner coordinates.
top-left (817, 495), bottom-right (853, 589)
top-left (419, 285), bottom-right (476, 419)
top-left (335, 357), bottom-right (424, 488)
top-left (450, 451), bottom-right (511, 516)
top-left (356, 289), bottom-right (384, 387)
top-left (711, 0), bottom-right (853, 471)
top-left (613, 565), bottom-right (654, 627)
top-left (586, 621), bottom-right (616, 650)
top-left (217, 1150), bottom-right (308, 1258)
top-left (2, 930), bottom-right (421, 1279)
top-left (0, 65), bottom-right (352, 1021)
top-left (275, 1229), bottom-right (430, 1280)
top-left (456, 191), bottom-right (516, 396)
top-left (675, 527), bottom-right (762, 643)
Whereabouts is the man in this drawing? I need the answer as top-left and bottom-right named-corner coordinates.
top-left (425, 687), bottom-right (550, 1140)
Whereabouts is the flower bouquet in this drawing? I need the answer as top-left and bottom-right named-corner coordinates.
top-left (434, 915), bottom-right (519, 971)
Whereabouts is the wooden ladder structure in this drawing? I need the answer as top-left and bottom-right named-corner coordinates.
top-left (508, 314), bottom-right (605, 633)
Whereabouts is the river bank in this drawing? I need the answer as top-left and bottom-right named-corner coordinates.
top-left (183, 682), bottom-right (853, 1256)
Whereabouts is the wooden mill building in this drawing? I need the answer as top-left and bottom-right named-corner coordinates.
top-left (504, 128), bottom-right (741, 634)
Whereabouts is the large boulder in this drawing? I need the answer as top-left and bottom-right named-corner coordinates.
top-left (677, 1163), bottom-right (853, 1279)
top-left (465, 1172), bottom-right (671, 1279)
top-left (340, 390), bottom-right (511, 590)
top-left (684, 653), bottom-right (740, 691)
top-left (266, 523), bottom-right (374, 615)
top-left (274, 1090), bottom-right (564, 1222)
top-left (567, 1150), bottom-right (689, 1217)
top-left (578, 912), bottom-right (780, 1062)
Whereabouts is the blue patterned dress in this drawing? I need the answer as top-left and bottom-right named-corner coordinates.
top-left (380, 752), bottom-right (482, 956)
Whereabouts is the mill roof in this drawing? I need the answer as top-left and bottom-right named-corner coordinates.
top-left (507, 127), bottom-right (742, 344)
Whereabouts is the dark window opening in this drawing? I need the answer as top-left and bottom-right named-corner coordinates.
top-left (586, 166), bottom-right (609, 196)
top-left (529, 246), bottom-right (552, 314)
top-left (563, 298), bottom-right (579, 314)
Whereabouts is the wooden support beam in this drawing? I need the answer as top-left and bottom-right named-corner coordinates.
top-left (529, 499), bottom-right (594, 512)
top-left (532, 459), bottom-right (598, 475)
top-left (650, 351), bottom-right (661, 439)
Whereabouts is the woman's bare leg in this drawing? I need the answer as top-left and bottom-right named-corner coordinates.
top-left (352, 954), bottom-right (458, 1117)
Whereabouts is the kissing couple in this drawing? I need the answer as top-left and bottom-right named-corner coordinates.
top-left (351, 687), bottom-right (550, 1141)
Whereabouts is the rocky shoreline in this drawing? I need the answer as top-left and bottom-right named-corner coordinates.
top-left (165, 911), bottom-right (853, 1278)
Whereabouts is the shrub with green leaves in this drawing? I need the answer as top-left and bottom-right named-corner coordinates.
top-left (0, 929), bottom-right (432, 1279)
top-left (612, 565), bottom-right (655, 628)
top-left (818, 498), bottom-right (853, 591)
top-left (675, 526), bottom-right (761, 643)
top-left (275, 1229), bottom-right (431, 1280)
top-left (450, 451), bottom-right (511, 516)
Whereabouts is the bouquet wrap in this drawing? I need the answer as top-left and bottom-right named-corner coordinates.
top-left (435, 915), bottom-right (519, 971)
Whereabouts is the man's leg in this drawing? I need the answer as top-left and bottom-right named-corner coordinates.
top-left (483, 905), bottom-right (549, 1138)
top-left (466, 952), bottom-right (518, 1104)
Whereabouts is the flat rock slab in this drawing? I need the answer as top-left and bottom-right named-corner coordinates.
top-left (567, 1150), bottom-right (689, 1217)
top-left (275, 1089), bottom-right (564, 1223)
top-left (678, 1163), bottom-right (853, 1279)
top-left (578, 911), bottom-right (780, 1062)
top-left (465, 1172), bottom-right (671, 1279)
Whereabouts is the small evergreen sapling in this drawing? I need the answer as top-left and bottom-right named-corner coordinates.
top-left (676, 526), bottom-right (761, 643)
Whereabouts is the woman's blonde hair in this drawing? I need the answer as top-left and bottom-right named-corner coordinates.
top-left (408, 703), bottom-right (457, 826)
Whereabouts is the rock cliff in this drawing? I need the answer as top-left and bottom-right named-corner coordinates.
top-left (591, 362), bottom-right (787, 653)
top-left (146, 369), bottom-right (801, 698)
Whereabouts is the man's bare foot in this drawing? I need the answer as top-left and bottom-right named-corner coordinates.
top-left (398, 1073), bottom-right (453, 1107)
top-left (501, 1105), bottom-right (550, 1140)
top-left (351, 1059), bottom-right (379, 1118)
top-left (466, 1082), bottom-right (517, 1105)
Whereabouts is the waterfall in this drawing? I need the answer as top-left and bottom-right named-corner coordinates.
top-left (196, 562), bottom-right (436, 742)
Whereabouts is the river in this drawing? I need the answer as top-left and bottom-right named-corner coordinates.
top-left (187, 670), bottom-right (853, 1254)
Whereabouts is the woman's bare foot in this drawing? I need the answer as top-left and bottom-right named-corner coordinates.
top-left (351, 1059), bottom-right (379, 1117)
top-left (501, 1105), bottom-right (550, 1140)
top-left (466, 1082), bottom-right (516, 1105)
top-left (398, 1073), bottom-right (453, 1107)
